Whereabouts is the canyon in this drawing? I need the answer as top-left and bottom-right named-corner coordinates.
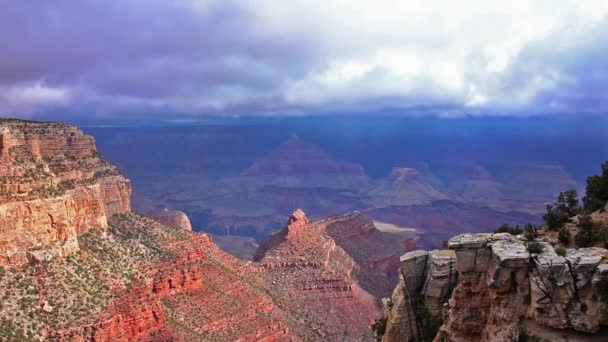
top-left (1, 119), bottom-right (606, 341)
top-left (123, 131), bottom-right (568, 256)
top-left (0, 119), bottom-right (413, 341)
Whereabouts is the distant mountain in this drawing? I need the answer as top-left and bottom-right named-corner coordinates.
top-left (243, 134), bottom-right (367, 177)
top-left (369, 167), bottom-right (449, 206)
top-left (127, 135), bottom-right (574, 248)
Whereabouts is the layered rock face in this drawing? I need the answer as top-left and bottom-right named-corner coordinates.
top-left (147, 208), bottom-right (193, 231)
top-left (383, 233), bottom-right (608, 341)
top-left (0, 119), bottom-right (131, 265)
top-left (255, 209), bottom-right (381, 340)
top-left (37, 213), bottom-right (291, 342)
top-left (321, 212), bottom-right (417, 298)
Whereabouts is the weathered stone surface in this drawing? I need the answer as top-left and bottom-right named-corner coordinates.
top-left (382, 232), bottom-right (608, 341)
top-left (383, 249), bottom-right (457, 342)
top-left (490, 239), bottom-right (530, 268)
top-left (286, 208), bottom-right (308, 232)
top-left (0, 184), bottom-right (109, 265)
top-left (447, 233), bottom-right (491, 249)
top-left (423, 250), bottom-right (458, 317)
top-left (565, 248), bottom-right (604, 289)
top-left (383, 274), bottom-right (416, 342)
top-left (400, 250), bottom-right (429, 293)
top-left (487, 239), bottom-right (529, 291)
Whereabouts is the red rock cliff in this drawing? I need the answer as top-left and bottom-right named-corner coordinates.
top-left (0, 119), bottom-right (131, 266)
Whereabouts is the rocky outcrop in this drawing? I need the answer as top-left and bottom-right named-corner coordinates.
top-left (319, 212), bottom-right (417, 299)
top-left (384, 232), bottom-right (608, 342)
top-left (383, 249), bottom-right (457, 342)
top-left (0, 119), bottom-right (131, 266)
top-left (256, 209), bottom-right (380, 340)
top-left (147, 208), bottom-right (193, 231)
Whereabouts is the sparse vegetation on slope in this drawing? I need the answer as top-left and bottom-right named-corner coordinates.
top-left (543, 190), bottom-right (580, 229)
top-left (583, 161), bottom-right (608, 212)
top-left (0, 213), bottom-right (190, 340)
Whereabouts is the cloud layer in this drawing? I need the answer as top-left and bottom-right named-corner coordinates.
top-left (1, 0), bottom-right (608, 117)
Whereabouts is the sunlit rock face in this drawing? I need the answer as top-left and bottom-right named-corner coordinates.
top-left (383, 232), bottom-right (608, 342)
top-left (0, 119), bottom-right (131, 266)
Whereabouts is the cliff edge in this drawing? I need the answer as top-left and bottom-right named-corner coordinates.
top-left (381, 232), bottom-right (608, 341)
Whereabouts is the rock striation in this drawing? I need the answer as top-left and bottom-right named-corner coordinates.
top-left (383, 249), bottom-right (457, 342)
top-left (0, 119), bottom-right (131, 266)
top-left (383, 232), bottom-right (608, 341)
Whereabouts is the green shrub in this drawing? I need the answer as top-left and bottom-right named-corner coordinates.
top-left (543, 190), bottom-right (581, 229)
top-left (494, 224), bottom-right (522, 235)
top-left (524, 224), bottom-right (538, 241)
top-left (527, 242), bottom-right (544, 254)
top-left (583, 161), bottom-right (608, 212)
top-left (575, 215), bottom-right (608, 247)
top-left (558, 228), bottom-right (571, 245)
top-left (555, 247), bottom-right (567, 256)
top-left (543, 204), bottom-right (569, 230)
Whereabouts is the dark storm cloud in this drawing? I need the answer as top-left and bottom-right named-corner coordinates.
top-left (0, 0), bottom-right (321, 115)
top-left (0, 1), bottom-right (607, 117)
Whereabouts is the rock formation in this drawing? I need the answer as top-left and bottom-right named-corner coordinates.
top-left (0, 119), bottom-right (131, 266)
top-left (255, 209), bottom-right (381, 340)
top-left (382, 232), bottom-right (608, 341)
top-left (147, 208), bottom-right (193, 231)
top-left (383, 249), bottom-right (457, 342)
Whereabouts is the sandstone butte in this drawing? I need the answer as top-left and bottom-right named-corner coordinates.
top-left (0, 119), bottom-right (415, 341)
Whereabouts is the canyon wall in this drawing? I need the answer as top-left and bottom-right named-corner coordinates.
top-left (0, 120), bottom-right (392, 341)
top-left (0, 119), bottom-right (131, 266)
top-left (382, 233), bottom-right (608, 341)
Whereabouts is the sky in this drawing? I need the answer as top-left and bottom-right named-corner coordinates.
top-left (2, 0), bottom-right (608, 119)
